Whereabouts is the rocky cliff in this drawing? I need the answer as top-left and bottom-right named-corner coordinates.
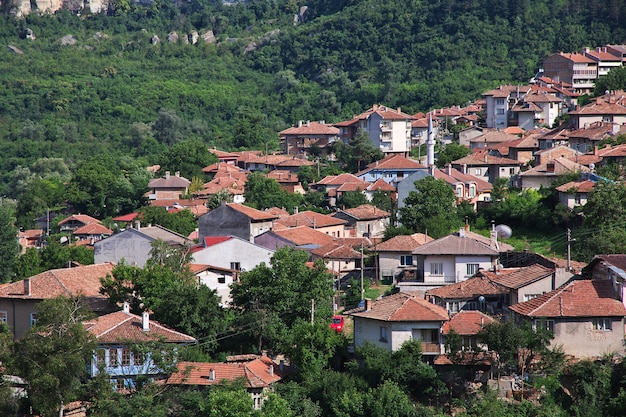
top-left (6, 0), bottom-right (111, 17)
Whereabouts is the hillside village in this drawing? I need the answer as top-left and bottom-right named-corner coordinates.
top-left (5, 40), bottom-right (626, 416)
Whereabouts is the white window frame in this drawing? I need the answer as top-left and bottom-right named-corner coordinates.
top-left (592, 318), bottom-right (612, 331)
top-left (30, 312), bottom-right (37, 327)
top-left (399, 255), bottom-right (413, 267)
top-left (466, 263), bottom-right (480, 276)
top-left (0, 310), bottom-right (7, 324)
top-left (430, 262), bottom-right (443, 276)
top-left (230, 262), bottom-right (241, 271)
top-left (534, 319), bottom-right (554, 333)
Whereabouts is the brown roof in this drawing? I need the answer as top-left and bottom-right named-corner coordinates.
top-left (148, 173), bottom-right (191, 188)
top-left (598, 144), bottom-right (626, 158)
top-left (520, 157), bottom-right (590, 176)
top-left (569, 98), bottom-right (626, 115)
top-left (555, 180), bottom-right (597, 193)
top-left (264, 207), bottom-right (291, 218)
top-left (426, 275), bottom-right (507, 299)
top-left (377, 233), bottom-right (434, 252)
top-left (0, 263), bottom-right (114, 302)
top-left (314, 173), bottom-right (368, 187)
top-left (58, 214), bottom-right (101, 227)
top-left (336, 182), bottom-right (370, 192)
top-left (356, 154), bottom-right (425, 175)
top-left (73, 223), bottom-right (113, 236)
top-left (367, 178), bottom-right (396, 192)
top-left (280, 121), bottom-right (340, 135)
top-left (275, 211), bottom-right (347, 228)
top-left (552, 52), bottom-right (595, 64)
top-left (413, 233), bottom-right (499, 256)
top-left (84, 309), bottom-right (196, 344)
top-left (271, 226), bottom-right (334, 246)
top-left (509, 279), bottom-right (626, 318)
top-left (452, 150), bottom-right (522, 166)
top-left (433, 168), bottom-right (493, 193)
top-left (488, 264), bottom-right (554, 289)
top-left (351, 292), bottom-right (449, 322)
top-left (468, 130), bottom-right (520, 144)
top-left (311, 242), bottom-right (361, 260)
top-left (202, 162), bottom-right (244, 174)
top-left (227, 203), bottom-right (278, 221)
top-left (167, 356), bottom-right (282, 388)
top-left (442, 311), bottom-right (497, 335)
top-left (336, 204), bottom-right (390, 220)
top-left (568, 122), bottom-right (622, 141)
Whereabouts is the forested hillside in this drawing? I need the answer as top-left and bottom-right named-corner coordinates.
top-left (0, 0), bottom-right (625, 197)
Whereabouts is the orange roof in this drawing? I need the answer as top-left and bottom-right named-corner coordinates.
top-left (275, 211), bottom-right (347, 228)
top-left (73, 223), bottom-right (113, 235)
top-left (315, 173), bottom-right (368, 186)
top-left (555, 180), bottom-right (597, 193)
top-left (167, 356), bottom-right (282, 388)
top-left (442, 311), bottom-right (496, 335)
top-left (488, 264), bottom-right (554, 289)
top-left (336, 204), bottom-right (390, 220)
top-left (377, 233), bottom-right (433, 252)
top-left (58, 214), bottom-right (100, 226)
top-left (227, 203), bottom-right (278, 221)
top-left (279, 121), bottom-right (340, 135)
top-left (311, 242), bottom-right (361, 260)
top-left (510, 279), bottom-right (626, 318)
top-left (367, 178), bottom-right (396, 192)
top-left (426, 275), bottom-right (508, 299)
top-left (84, 309), bottom-right (195, 344)
top-left (271, 226), bottom-right (334, 246)
top-left (351, 292), bottom-right (449, 322)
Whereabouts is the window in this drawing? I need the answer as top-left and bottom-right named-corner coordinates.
top-left (466, 263), bottom-right (480, 276)
top-left (469, 185), bottom-right (476, 197)
top-left (30, 312), bottom-right (37, 327)
top-left (230, 262), bottom-right (241, 271)
top-left (399, 255), bottom-right (413, 266)
top-left (496, 98), bottom-right (505, 105)
top-left (430, 263), bottom-right (443, 276)
top-left (593, 318), bottom-right (612, 331)
top-left (497, 109), bottom-right (505, 115)
top-left (218, 276), bottom-right (226, 284)
top-left (524, 294), bottom-right (541, 301)
top-left (574, 194), bottom-right (581, 205)
top-left (121, 348), bottom-right (131, 366)
top-left (0, 311), bottom-right (7, 324)
top-left (115, 379), bottom-right (126, 392)
top-left (534, 319), bottom-right (554, 333)
top-left (109, 349), bottom-right (119, 367)
top-left (456, 186), bottom-right (463, 197)
top-left (509, 168), bottom-right (516, 175)
top-left (96, 349), bottom-right (106, 367)
top-left (134, 351), bottom-right (144, 366)
top-left (379, 326), bottom-right (388, 343)
top-left (474, 169), bottom-right (482, 175)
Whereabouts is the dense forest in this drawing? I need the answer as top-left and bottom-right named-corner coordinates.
top-left (0, 0), bottom-right (625, 199)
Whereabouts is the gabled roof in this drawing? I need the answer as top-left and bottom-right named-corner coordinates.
top-left (568, 121), bottom-right (623, 141)
top-left (488, 264), bottom-right (554, 289)
top-left (148, 173), bottom-right (191, 188)
top-left (569, 98), bottom-right (626, 115)
top-left (413, 233), bottom-right (499, 256)
top-left (482, 84), bottom-right (533, 98)
top-left (519, 157), bottom-right (590, 176)
top-left (509, 279), bottom-right (626, 318)
top-left (311, 242), bottom-right (361, 260)
top-left (549, 52), bottom-right (595, 64)
top-left (0, 263), bottom-right (114, 301)
top-left (555, 180), bottom-right (597, 193)
top-left (226, 203), bottom-right (278, 221)
top-left (73, 223), bottom-right (113, 236)
top-left (335, 104), bottom-right (415, 126)
top-left (84, 309), bottom-right (195, 344)
top-left (468, 130), bottom-right (520, 144)
top-left (167, 356), bottom-right (282, 388)
top-left (356, 154), bottom-right (425, 176)
top-left (203, 236), bottom-right (232, 247)
top-left (350, 292), bottom-right (449, 322)
top-left (279, 121), bottom-right (340, 135)
top-left (433, 168), bottom-right (493, 193)
top-left (584, 254), bottom-right (626, 277)
top-left (367, 178), bottom-right (396, 192)
top-left (334, 204), bottom-right (390, 221)
top-left (264, 207), bottom-right (290, 218)
top-left (132, 225), bottom-right (191, 247)
top-left (426, 275), bottom-right (507, 299)
top-left (442, 310), bottom-right (497, 335)
top-left (269, 226), bottom-right (334, 246)
top-left (275, 211), bottom-right (347, 229)
top-left (376, 233), bottom-right (434, 252)
top-left (112, 213), bottom-right (139, 222)
top-left (58, 214), bottom-right (100, 226)
top-left (202, 162), bottom-right (245, 174)
top-left (314, 173), bottom-right (368, 186)
top-left (452, 150), bottom-right (522, 166)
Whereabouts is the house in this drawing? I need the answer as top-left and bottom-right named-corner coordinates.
top-left (167, 355), bottom-right (283, 409)
top-left (310, 173), bottom-right (370, 207)
top-left (18, 229), bottom-right (44, 252)
top-left (397, 229), bottom-right (500, 292)
top-left (458, 126), bottom-right (484, 148)
top-left (279, 120), bottom-right (340, 156)
top-left (426, 275), bottom-right (509, 316)
top-left (517, 157), bottom-right (589, 190)
top-left (355, 154), bottom-right (426, 185)
top-left (254, 226), bottom-right (334, 251)
top-left (534, 144), bottom-right (580, 165)
top-left (0, 263), bottom-right (116, 339)
top-left (198, 203), bottom-right (278, 243)
top-left (334, 104), bottom-right (414, 155)
top-left (58, 214), bottom-right (101, 233)
top-left (190, 264), bottom-right (237, 306)
top-left (567, 121), bottom-right (626, 153)
top-left (441, 310), bottom-right (497, 352)
top-left (242, 154), bottom-right (315, 173)
top-left (350, 292), bottom-right (449, 354)
top-left (509, 279), bottom-right (626, 358)
top-left (411, 115), bottom-right (440, 151)
top-left (364, 178), bottom-right (397, 202)
top-left (376, 233), bottom-right (434, 283)
top-left (310, 242), bottom-right (363, 276)
top-left (147, 171), bottom-right (191, 200)
top-left (516, 91), bottom-right (564, 129)
top-left (555, 179), bottom-right (597, 208)
top-left (266, 170), bottom-right (305, 194)
top-left (72, 223), bottom-right (113, 244)
top-left (273, 210), bottom-right (347, 238)
top-left (582, 47), bottom-right (623, 78)
top-left (582, 254), bottom-right (626, 304)
top-left (94, 223), bottom-right (191, 268)
top-left (148, 199), bottom-right (209, 217)
top-left (332, 204), bottom-right (390, 238)
top-left (567, 97), bottom-right (626, 130)
top-left (208, 148), bottom-right (240, 165)
top-left (192, 235), bottom-right (274, 275)
top-left (85, 303), bottom-right (196, 391)
top-left (451, 149), bottom-right (523, 184)
top-left (467, 130), bottom-right (520, 151)
top-left (542, 53), bottom-right (598, 94)
top-left (194, 174), bottom-right (247, 204)
top-left (482, 85), bottom-right (533, 129)
top-left (485, 264), bottom-right (557, 305)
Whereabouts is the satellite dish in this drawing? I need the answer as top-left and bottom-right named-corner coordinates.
top-left (495, 224), bottom-right (512, 239)
top-left (478, 296), bottom-right (486, 303)
top-left (589, 163), bottom-right (595, 172)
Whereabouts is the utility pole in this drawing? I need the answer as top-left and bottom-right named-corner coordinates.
top-left (360, 241), bottom-right (365, 301)
top-left (310, 299), bottom-right (315, 324)
top-left (566, 228), bottom-right (574, 271)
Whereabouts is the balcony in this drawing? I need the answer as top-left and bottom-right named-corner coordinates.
top-left (380, 124), bottom-right (392, 132)
top-left (420, 342), bottom-right (442, 354)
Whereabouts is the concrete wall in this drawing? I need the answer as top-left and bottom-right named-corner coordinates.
top-left (198, 205), bottom-right (251, 242)
top-left (552, 317), bottom-right (625, 358)
top-left (192, 238), bottom-right (274, 273)
top-left (514, 276), bottom-right (555, 305)
top-left (353, 317), bottom-right (443, 352)
top-left (0, 299), bottom-right (38, 339)
top-left (94, 231), bottom-right (153, 268)
top-left (196, 270), bottom-right (234, 306)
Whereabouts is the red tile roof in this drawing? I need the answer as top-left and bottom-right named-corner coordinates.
top-left (270, 226), bottom-right (334, 246)
top-left (58, 214), bottom-right (100, 226)
top-left (569, 98), bottom-right (626, 115)
top-left (311, 242), bottom-right (361, 260)
top-left (488, 264), bottom-right (554, 289)
top-left (280, 121), bottom-right (340, 135)
top-left (376, 233), bottom-right (434, 252)
top-left (203, 236), bottom-right (232, 247)
top-left (351, 292), bottom-right (449, 322)
top-left (167, 356), bottom-right (282, 388)
top-left (426, 275), bottom-right (508, 299)
top-left (367, 178), bottom-right (396, 192)
top-left (442, 311), bottom-right (496, 335)
top-left (314, 173), bottom-right (368, 186)
top-left (336, 204), bottom-right (390, 220)
top-left (509, 279), bottom-right (626, 318)
top-left (413, 233), bottom-right (499, 256)
top-left (84, 309), bottom-right (196, 344)
top-left (452, 150), bottom-right (522, 166)
top-left (357, 154), bottom-right (425, 174)
top-left (73, 223), bottom-right (113, 236)
top-left (275, 211), bottom-right (347, 228)
top-left (227, 204), bottom-right (278, 221)
top-left (112, 213), bottom-right (139, 222)
top-left (555, 180), bottom-right (597, 193)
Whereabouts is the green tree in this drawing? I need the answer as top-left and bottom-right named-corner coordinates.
top-left (152, 108), bottom-right (184, 146)
top-left (208, 386), bottom-right (254, 417)
top-left (158, 139), bottom-right (218, 179)
top-left (208, 188), bottom-right (232, 209)
top-left (11, 297), bottom-right (96, 417)
top-left (243, 172), bottom-right (301, 210)
top-left (283, 319), bottom-right (344, 377)
top-left (0, 206), bottom-right (19, 283)
top-left (336, 189), bottom-right (367, 209)
top-left (399, 176), bottom-right (460, 238)
top-left (595, 66), bottom-right (626, 96)
top-left (13, 247), bottom-right (43, 280)
top-left (336, 131), bottom-right (384, 172)
top-left (371, 190), bottom-right (394, 212)
top-left (435, 143), bottom-right (470, 168)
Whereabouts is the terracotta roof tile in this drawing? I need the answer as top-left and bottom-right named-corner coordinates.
top-left (336, 204), bottom-right (390, 220)
top-left (489, 264), bottom-right (554, 289)
top-left (58, 214), bottom-right (100, 226)
top-left (167, 357), bottom-right (282, 388)
top-left (148, 173), bottom-right (191, 188)
top-left (413, 234), bottom-right (499, 256)
top-left (555, 180), bottom-right (597, 193)
top-left (520, 157), bottom-right (590, 176)
top-left (314, 173), bottom-right (368, 186)
top-left (509, 279), bottom-right (626, 318)
top-left (367, 179), bottom-right (396, 192)
top-left (227, 203), bottom-right (278, 221)
top-left (73, 223), bottom-right (113, 235)
top-left (279, 121), bottom-right (340, 135)
top-left (311, 242), bottom-right (361, 259)
top-left (452, 150), bottom-right (522, 166)
top-left (426, 275), bottom-right (508, 299)
top-left (275, 211), bottom-right (347, 228)
top-left (357, 154), bottom-right (425, 175)
top-left (351, 292), bottom-right (449, 322)
top-left (376, 233), bottom-right (434, 252)
top-left (271, 226), bottom-right (334, 246)
top-left (442, 310), bottom-right (496, 335)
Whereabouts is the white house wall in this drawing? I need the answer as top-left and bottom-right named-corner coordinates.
top-left (196, 270), bottom-right (234, 306)
top-left (551, 318), bottom-right (625, 358)
top-left (192, 239), bottom-right (274, 273)
top-left (454, 256), bottom-right (493, 282)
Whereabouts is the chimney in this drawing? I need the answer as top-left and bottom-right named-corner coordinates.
top-left (458, 227), bottom-right (466, 238)
top-left (397, 107), bottom-right (401, 113)
top-left (261, 350), bottom-right (268, 357)
top-left (429, 165), bottom-right (435, 176)
top-left (209, 369), bottom-right (215, 381)
top-left (298, 120), bottom-right (303, 128)
top-left (142, 311), bottom-right (150, 331)
top-left (365, 299), bottom-right (372, 311)
top-left (123, 302), bottom-right (130, 313)
top-left (446, 164), bottom-right (452, 176)
top-left (175, 171), bottom-right (180, 177)
top-left (373, 104), bottom-right (378, 110)
top-left (294, 206), bottom-right (298, 214)
top-left (547, 162), bottom-right (555, 173)
top-left (269, 364), bottom-right (274, 376)
top-left (24, 278), bottom-right (31, 296)
top-left (306, 120), bottom-right (310, 127)
top-left (165, 171), bottom-right (170, 179)
top-left (462, 164), bottom-right (467, 174)
top-left (135, 221), bottom-right (140, 230)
